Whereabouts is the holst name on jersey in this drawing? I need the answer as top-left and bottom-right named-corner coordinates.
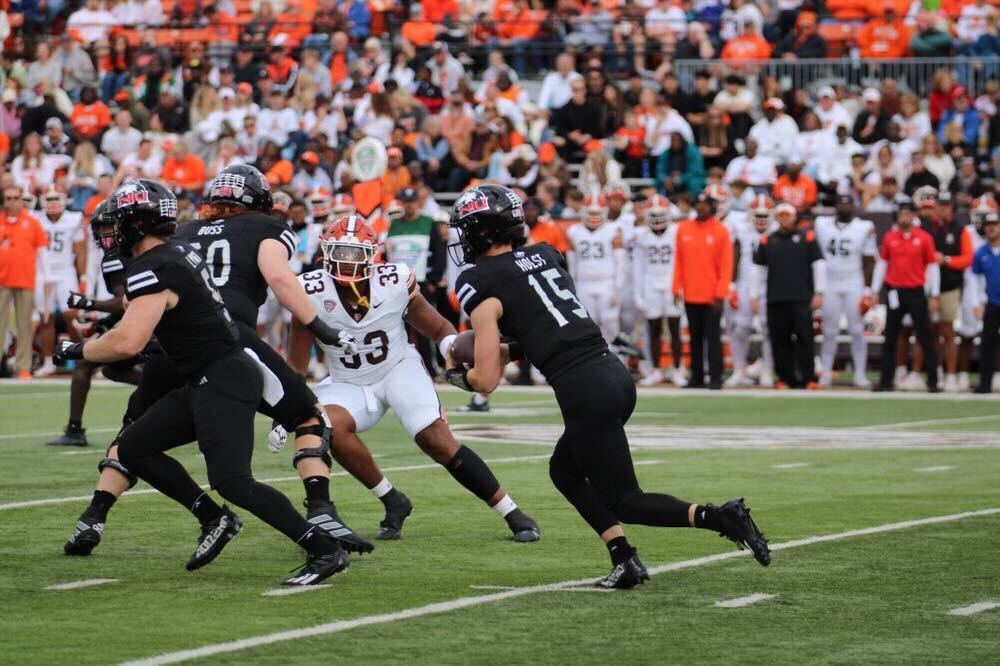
top-left (514, 251), bottom-right (548, 273)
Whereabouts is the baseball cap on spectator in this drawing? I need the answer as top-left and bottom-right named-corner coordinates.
top-left (952, 86), bottom-right (970, 101)
top-left (219, 88), bottom-right (235, 100)
top-left (775, 203), bottom-right (797, 217)
top-left (45, 117), bottom-right (62, 130)
top-left (818, 85), bottom-right (836, 99)
top-left (881, 175), bottom-right (897, 184)
top-left (114, 90), bottom-right (131, 103)
top-left (300, 151), bottom-right (320, 165)
top-left (398, 187), bottom-right (419, 201)
top-left (762, 98), bottom-right (784, 111)
top-left (862, 88), bottom-right (881, 103)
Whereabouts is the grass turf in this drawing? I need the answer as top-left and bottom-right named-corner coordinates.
top-left (0, 385), bottom-right (998, 665)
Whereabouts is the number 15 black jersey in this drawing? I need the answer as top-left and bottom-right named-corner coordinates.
top-left (456, 242), bottom-right (608, 381)
top-left (173, 213), bottom-right (298, 327)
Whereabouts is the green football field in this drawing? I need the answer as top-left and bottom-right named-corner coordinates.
top-left (2, 382), bottom-right (999, 665)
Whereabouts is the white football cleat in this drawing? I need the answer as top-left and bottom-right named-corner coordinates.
top-left (33, 361), bottom-right (57, 378)
top-left (724, 369), bottom-right (751, 388)
top-left (639, 369), bottom-right (665, 386)
top-left (901, 372), bottom-right (924, 391)
top-left (943, 374), bottom-right (959, 393)
top-left (957, 372), bottom-right (971, 391)
top-left (670, 367), bottom-right (688, 387)
top-left (759, 368), bottom-right (775, 388)
top-left (745, 359), bottom-right (762, 380)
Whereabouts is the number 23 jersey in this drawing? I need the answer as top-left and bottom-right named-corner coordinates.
top-left (299, 262), bottom-right (419, 384)
top-left (455, 242), bottom-right (607, 381)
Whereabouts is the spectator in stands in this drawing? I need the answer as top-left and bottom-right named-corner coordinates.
top-left (724, 137), bottom-right (776, 190)
top-left (713, 75), bottom-right (754, 139)
top-left (41, 117), bottom-right (74, 157)
top-left (497, 0), bottom-right (545, 73)
top-left (773, 158), bottom-right (818, 215)
top-left (775, 11), bottom-right (827, 59)
top-left (814, 86), bottom-right (851, 135)
top-left (54, 33), bottom-right (97, 102)
top-left (26, 42), bottom-right (62, 95)
top-left (696, 106), bottom-right (737, 172)
top-left (11, 133), bottom-right (63, 195)
top-left (903, 152), bottom-right (940, 196)
top-left (291, 150), bottom-right (332, 196)
top-left (116, 136), bottom-right (162, 181)
top-left (566, 0), bottom-right (613, 49)
top-left (161, 139), bottom-right (207, 198)
top-left (447, 116), bottom-right (497, 191)
top-left (245, 1), bottom-right (277, 45)
top-left (67, 141), bottom-right (112, 209)
top-left (957, 0), bottom-right (996, 53)
top-left (893, 93), bottom-right (932, 146)
top-left (258, 90), bottom-right (299, 150)
top-left (795, 110), bottom-right (834, 179)
top-left (152, 88), bottom-right (189, 136)
top-left (929, 69), bottom-right (957, 127)
top-left (852, 87), bottom-right (891, 146)
top-left (866, 143), bottom-right (907, 196)
top-left (675, 21), bottom-right (716, 61)
top-left (656, 132), bottom-right (705, 198)
top-left (937, 87), bottom-right (980, 147)
top-left (69, 87), bottom-right (111, 145)
top-left (100, 110), bottom-right (142, 166)
top-left (720, 0), bottom-right (764, 44)
top-left (749, 98), bottom-right (798, 167)
top-left (381, 147), bottom-right (413, 203)
top-left (866, 175), bottom-right (906, 213)
top-left (68, 0), bottom-right (115, 45)
top-left (921, 134), bottom-right (956, 190)
top-left (910, 11), bottom-right (953, 57)
top-left (355, 91), bottom-right (396, 144)
top-left (428, 42), bottom-right (465, 96)
top-left (0, 90), bottom-right (20, 142)
top-left (858, 3), bottom-right (911, 59)
top-left (951, 157), bottom-right (986, 206)
top-left (401, 3), bottom-right (438, 55)
top-left (552, 79), bottom-right (603, 159)
top-left (826, 0), bottom-right (868, 22)
top-left (720, 18), bottom-right (772, 61)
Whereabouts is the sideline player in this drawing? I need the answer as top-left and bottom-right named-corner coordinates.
top-left (633, 195), bottom-right (685, 386)
top-left (566, 194), bottom-right (625, 344)
top-left (287, 215), bottom-right (540, 542)
top-left (447, 185), bottom-right (769, 589)
top-left (958, 197), bottom-right (996, 390)
top-left (814, 195), bottom-right (877, 387)
top-left (55, 180), bottom-right (349, 585)
top-left (33, 188), bottom-right (86, 377)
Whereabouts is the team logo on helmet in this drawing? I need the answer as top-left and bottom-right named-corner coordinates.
top-left (456, 190), bottom-right (491, 219)
top-left (115, 180), bottom-right (150, 209)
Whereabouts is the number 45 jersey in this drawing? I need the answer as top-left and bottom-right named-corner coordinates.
top-left (299, 262), bottom-right (420, 384)
top-left (455, 242), bottom-right (608, 381)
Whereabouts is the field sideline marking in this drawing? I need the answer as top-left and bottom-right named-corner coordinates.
top-left (0, 426), bottom-right (120, 441)
top-left (714, 593), bottom-right (776, 608)
top-left (915, 466), bottom-right (956, 473)
top-left (948, 601), bottom-right (1000, 616)
top-left (119, 507), bottom-right (1000, 666)
top-left (772, 463), bottom-right (809, 469)
top-left (0, 454), bottom-right (552, 511)
top-left (862, 415), bottom-right (1000, 430)
top-left (45, 578), bottom-right (118, 590)
top-left (261, 585), bottom-right (332, 597)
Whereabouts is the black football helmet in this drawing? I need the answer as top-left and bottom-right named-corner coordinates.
top-left (108, 179), bottom-right (178, 255)
top-left (89, 199), bottom-right (117, 252)
top-left (207, 164), bottom-right (274, 213)
top-left (448, 184), bottom-right (526, 265)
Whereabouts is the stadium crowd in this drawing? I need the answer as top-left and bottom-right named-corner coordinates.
top-left (2, 0), bottom-right (1000, 394)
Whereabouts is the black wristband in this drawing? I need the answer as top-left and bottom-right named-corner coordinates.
top-left (307, 316), bottom-right (341, 346)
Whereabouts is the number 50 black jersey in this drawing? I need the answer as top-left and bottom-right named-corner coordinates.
top-left (455, 242), bottom-right (608, 381)
top-left (174, 213), bottom-right (298, 327)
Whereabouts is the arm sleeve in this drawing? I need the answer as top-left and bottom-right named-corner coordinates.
top-left (926, 263), bottom-right (941, 297)
top-left (455, 270), bottom-right (488, 318)
top-left (812, 258), bottom-right (827, 294)
top-left (715, 225), bottom-right (733, 299)
top-left (671, 229), bottom-right (683, 297)
top-left (258, 217), bottom-right (298, 260)
top-left (945, 227), bottom-right (974, 271)
top-left (125, 267), bottom-right (166, 299)
top-left (614, 246), bottom-right (626, 290)
top-left (871, 259), bottom-right (888, 295)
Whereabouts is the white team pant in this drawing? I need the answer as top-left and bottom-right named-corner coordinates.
top-left (641, 287), bottom-right (681, 320)
top-left (256, 288), bottom-right (291, 348)
top-left (33, 273), bottom-right (78, 321)
top-left (314, 352), bottom-right (444, 438)
top-left (820, 282), bottom-right (867, 379)
top-left (577, 282), bottom-right (621, 343)
top-left (728, 282), bottom-right (771, 372)
top-left (958, 286), bottom-right (982, 338)
top-left (620, 276), bottom-right (638, 338)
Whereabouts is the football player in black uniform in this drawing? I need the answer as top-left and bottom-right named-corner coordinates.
top-left (56, 179), bottom-right (349, 585)
top-left (447, 184), bottom-right (771, 589)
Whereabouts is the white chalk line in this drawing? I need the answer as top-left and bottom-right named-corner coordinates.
top-left (772, 463), bottom-right (810, 469)
top-left (0, 454), bottom-right (552, 511)
top-left (0, 426), bottom-right (120, 441)
top-left (915, 466), bottom-right (956, 473)
top-left (948, 601), bottom-right (1000, 616)
top-left (60, 449), bottom-right (103, 456)
top-left (261, 585), bottom-right (332, 598)
top-left (118, 507), bottom-right (1000, 666)
top-left (45, 578), bottom-right (118, 590)
top-left (862, 415), bottom-right (1000, 430)
top-left (468, 584), bottom-right (611, 594)
top-left (714, 593), bottom-right (776, 608)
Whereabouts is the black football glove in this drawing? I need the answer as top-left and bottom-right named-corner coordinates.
top-left (54, 340), bottom-right (85, 363)
top-left (445, 367), bottom-right (475, 392)
top-left (67, 292), bottom-right (96, 311)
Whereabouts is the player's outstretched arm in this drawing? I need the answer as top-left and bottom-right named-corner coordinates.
top-left (404, 290), bottom-right (458, 350)
top-left (287, 318), bottom-right (315, 375)
top-left (258, 239), bottom-right (322, 326)
top-left (466, 298), bottom-right (505, 394)
top-left (58, 292), bottom-right (171, 364)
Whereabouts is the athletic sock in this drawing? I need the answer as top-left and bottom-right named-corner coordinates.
top-left (491, 494), bottom-right (517, 518)
top-left (86, 490), bottom-right (117, 521)
top-left (606, 536), bottom-right (636, 565)
top-left (445, 445), bottom-right (501, 502)
top-left (190, 492), bottom-right (224, 525)
top-left (471, 393), bottom-right (489, 406)
top-left (68, 419), bottom-right (83, 431)
top-left (370, 476), bottom-right (393, 499)
top-left (303, 476), bottom-right (331, 509)
top-left (693, 504), bottom-right (723, 532)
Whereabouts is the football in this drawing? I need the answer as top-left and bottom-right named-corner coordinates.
top-left (449, 330), bottom-right (477, 366)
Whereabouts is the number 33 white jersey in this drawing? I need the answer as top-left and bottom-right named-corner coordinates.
top-left (298, 262), bottom-right (420, 385)
top-left (814, 216), bottom-right (877, 286)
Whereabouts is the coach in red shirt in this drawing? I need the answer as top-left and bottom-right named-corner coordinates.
top-left (870, 200), bottom-right (940, 392)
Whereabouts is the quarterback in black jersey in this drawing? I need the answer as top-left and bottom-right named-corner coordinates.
top-left (57, 179), bottom-right (349, 586)
top-left (448, 184), bottom-right (771, 589)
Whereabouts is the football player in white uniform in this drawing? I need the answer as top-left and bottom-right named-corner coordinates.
top-left (33, 188), bottom-right (86, 377)
top-left (634, 195), bottom-right (685, 386)
top-left (566, 194), bottom-right (626, 343)
top-left (288, 216), bottom-right (540, 542)
top-left (605, 182), bottom-right (639, 344)
top-left (958, 196), bottom-right (996, 390)
top-left (814, 195), bottom-right (878, 387)
top-left (727, 193), bottom-right (777, 387)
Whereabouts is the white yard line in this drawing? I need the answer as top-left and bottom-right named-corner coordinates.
top-left (0, 454), bottom-right (553, 511)
top-left (119, 507), bottom-right (1000, 666)
top-left (862, 415), bottom-right (1000, 430)
top-left (0, 426), bottom-right (120, 441)
top-left (947, 601), bottom-right (1000, 616)
top-left (633, 460), bottom-right (663, 466)
top-left (469, 585), bottom-right (516, 591)
top-left (261, 585), bottom-right (332, 597)
top-left (772, 463), bottom-right (810, 469)
top-left (45, 578), bottom-right (118, 590)
top-left (915, 466), bottom-right (956, 473)
top-left (59, 449), bottom-right (103, 456)
top-left (714, 593), bottom-right (776, 608)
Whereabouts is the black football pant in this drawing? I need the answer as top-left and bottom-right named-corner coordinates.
top-left (767, 300), bottom-right (816, 387)
top-left (117, 350), bottom-right (318, 544)
top-left (548, 354), bottom-right (693, 536)
top-left (976, 303), bottom-right (1000, 392)
top-left (877, 287), bottom-right (939, 390)
top-left (685, 303), bottom-right (722, 385)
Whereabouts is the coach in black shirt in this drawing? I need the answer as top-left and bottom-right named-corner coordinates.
top-left (753, 203), bottom-right (827, 388)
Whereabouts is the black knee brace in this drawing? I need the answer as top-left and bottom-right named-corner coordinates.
top-left (291, 423), bottom-right (332, 470)
top-left (98, 445), bottom-right (138, 489)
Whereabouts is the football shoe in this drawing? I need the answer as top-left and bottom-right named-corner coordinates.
top-left (47, 424), bottom-right (88, 447)
top-left (64, 514), bottom-right (104, 555)
top-left (186, 505), bottom-right (242, 571)
top-left (595, 552), bottom-right (650, 590)
top-left (282, 538), bottom-right (350, 586)
top-left (505, 508), bottom-right (541, 542)
top-left (714, 498), bottom-right (771, 566)
top-left (306, 502), bottom-right (374, 554)
top-left (376, 490), bottom-right (413, 540)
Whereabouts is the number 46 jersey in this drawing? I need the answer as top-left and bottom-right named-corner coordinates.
top-left (456, 242), bottom-right (608, 382)
top-left (299, 262), bottom-right (420, 385)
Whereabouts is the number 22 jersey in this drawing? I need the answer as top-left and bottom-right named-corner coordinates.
top-left (455, 242), bottom-right (607, 381)
top-left (298, 262), bottom-right (420, 384)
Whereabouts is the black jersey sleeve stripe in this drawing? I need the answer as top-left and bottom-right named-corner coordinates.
top-left (102, 259), bottom-right (124, 272)
top-left (126, 270), bottom-right (159, 292)
top-left (457, 283), bottom-right (477, 310)
top-left (279, 229), bottom-right (298, 258)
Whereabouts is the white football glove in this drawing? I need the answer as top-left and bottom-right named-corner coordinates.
top-left (337, 330), bottom-right (359, 355)
top-left (268, 422), bottom-right (288, 453)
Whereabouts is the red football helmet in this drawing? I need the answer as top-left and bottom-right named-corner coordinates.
top-left (331, 193), bottom-right (355, 218)
top-left (320, 215), bottom-right (380, 283)
top-left (384, 198), bottom-right (404, 221)
top-left (582, 194), bottom-right (607, 229)
top-left (308, 187), bottom-right (333, 219)
top-left (703, 183), bottom-right (730, 216)
top-left (645, 194), bottom-right (672, 230)
top-left (971, 195), bottom-right (999, 233)
top-left (750, 193), bottom-right (774, 232)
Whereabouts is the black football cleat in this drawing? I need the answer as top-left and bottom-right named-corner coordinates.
top-left (282, 539), bottom-right (350, 586)
top-left (715, 498), bottom-right (771, 566)
top-left (306, 502), bottom-right (374, 554)
top-left (47, 424), bottom-right (88, 447)
top-left (64, 514), bottom-right (104, 555)
top-left (505, 508), bottom-right (540, 542)
top-left (596, 552), bottom-right (650, 589)
top-left (611, 333), bottom-right (644, 359)
top-left (458, 399), bottom-right (490, 413)
top-left (186, 506), bottom-right (242, 571)
top-left (376, 490), bottom-right (413, 540)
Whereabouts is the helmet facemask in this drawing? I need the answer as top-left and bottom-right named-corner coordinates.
top-left (322, 236), bottom-right (376, 284)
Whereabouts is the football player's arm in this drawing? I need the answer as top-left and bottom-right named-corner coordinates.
top-left (633, 243), bottom-right (646, 311)
top-left (73, 236), bottom-right (87, 283)
top-left (426, 223), bottom-right (448, 286)
top-left (565, 234), bottom-right (578, 280)
top-left (287, 317), bottom-right (315, 375)
top-left (259, 239), bottom-right (321, 325)
top-left (81, 291), bottom-right (173, 362)
top-left (466, 297), bottom-right (505, 394)
top-left (405, 288), bottom-right (458, 346)
top-left (943, 227), bottom-right (974, 271)
top-left (612, 229), bottom-right (625, 291)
